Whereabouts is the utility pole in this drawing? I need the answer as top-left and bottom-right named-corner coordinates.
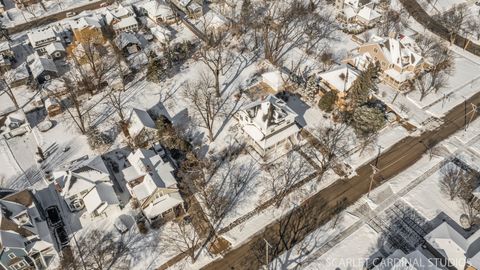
top-left (464, 99), bottom-right (467, 131)
top-left (264, 238), bottom-right (272, 270)
top-left (368, 164), bottom-right (380, 198)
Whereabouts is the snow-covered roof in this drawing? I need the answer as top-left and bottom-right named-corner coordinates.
top-left (143, 191), bottom-right (183, 219)
top-left (262, 70), bottom-right (287, 92)
top-left (425, 221), bottom-right (480, 270)
top-left (113, 16), bottom-right (138, 31)
top-left (57, 155), bottom-right (112, 198)
top-left (357, 6), bottom-right (381, 22)
top-left (115, 32), bottom-right (141, 49)
top-left (150, 25), bottom-right (172, 43)
top-left (83, 182), bottom-right (119, 214)
top-left (201, 10), bottom-right (228, 29)
top-left (343, 6), bottom-right (357, 19)
top-left (28, 54), bottom-right (58, 79)
top-left (27, 28), bottom-right (57, 47)
top-left (238, 95), bottom-right (300, 150)
top-left (45, 42), bottom-right (65, 55)
top-left (0, 41), bottom-right (11, 54)
top-left (367, 35), bottom-right (424, 69)
top-left (135, 0), bottom-right (174, 18)
top-left (5, 110), bottom-right (26, 128)
top-left (384, 68), bottom-right (414, 83)
top-left (70, 16), bottom-right (102, 31)
top-left (318, 64), bottom-right (360, 92)
top-left (128, 108), bottom-right (156, 138)
top-left (5, 63), bottom-right (29, 84)
top-left (123, 148), bottom-right (178, 202)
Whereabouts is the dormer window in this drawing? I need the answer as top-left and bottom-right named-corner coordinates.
top-left (8, 253), bottom-right (16, 259)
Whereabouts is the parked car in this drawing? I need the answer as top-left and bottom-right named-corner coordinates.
top-left (46, 206), bottom-right (63, 228)
top-left (55, 227), bottom-right (69, 246)
top-left (66, 12), bottom-right (76, 17)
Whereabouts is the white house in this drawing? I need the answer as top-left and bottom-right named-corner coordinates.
top-left (103, 4), bottom-right (139, 34)
top-left (236, 95), bottom-right (301, 157)
top-left (45, 42), bottom-right (66, 60)
top-left (127, 108), bottom-right (157, 139)
top-left (335, 0), bottom-right (381, 27)
top-left (54, 155), bottom-right (120, 217)
top-left (122, 148), bottom-right (184, 222)
top-left (27, 28), bottom-right (59, 55)
top-left (425, 221), bottom-right (480, 270)
top-left (134, 0), bottom-right (176, 25)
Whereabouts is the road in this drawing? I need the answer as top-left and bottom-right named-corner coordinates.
top-left (399, 0), bottom-right (480, 56)
top-left (201, 93), bottom-right (480, 268)
top-left (6, 0), bottom-right (112, 35)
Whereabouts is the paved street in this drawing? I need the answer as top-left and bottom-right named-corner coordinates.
top-left (201, 86), bottom-right (480, 269)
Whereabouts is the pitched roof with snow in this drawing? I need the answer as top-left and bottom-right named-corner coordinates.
top-left (5, 63), bottom-right (29, 84)
top-left (238, 95), bottom-right (300, 150)
top-left (28, 54), bottom-right (58, 79)
top-left (425, 221), bottom-right (480, 270)
top-left (368, 35), bottom-right (425, 69)
top-left (128, 108), bottom-right (156, 138)
top-left (135, 0), bottom-right (174, 18)
top-left (83, 182), bottom-right (119, 214)
top-left (115, 32), bottom-right (141, 49)
top-left (45, 42), bottom-right (65, 55)
top-left (123, 148), bottom-right (178, 201)
top-left (57, 155), bottom-right (112, 198)
top-left (318, 64), bottom-right (360, 92)
top-left (357, 6), bottom-right (381, 22)
top-left (27, 28), bottom-right (57, 47)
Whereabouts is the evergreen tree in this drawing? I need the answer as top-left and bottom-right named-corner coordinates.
top-left (318, 91), bottom-right (337, 112)
top-left (352, 106), bottom-right (385, 137)
top-left (346, 64), bottom-right (378, 109)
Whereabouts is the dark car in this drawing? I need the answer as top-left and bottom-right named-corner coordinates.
top-left (46, 206), bottom-right (63, 228)
top-left (55, 227), bottom-right (70, 246)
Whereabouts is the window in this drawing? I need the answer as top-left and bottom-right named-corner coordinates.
top-left (8, 253), bottom-right (16, 259)
top-left (374, 48), bottom-right (378, 53)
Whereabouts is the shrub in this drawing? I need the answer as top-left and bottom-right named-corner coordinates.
top-left (318, 91), bottom-right (337, 112)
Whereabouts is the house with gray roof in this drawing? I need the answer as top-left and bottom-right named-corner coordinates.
top-left (0, 189), bottom-right (55, 270)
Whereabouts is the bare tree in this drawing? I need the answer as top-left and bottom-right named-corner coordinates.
top-left (440, 163), bottom-right (469, 200)
top-left (161, 219), bottom-right (202, 263)
top-left (463, 18), bottom-right (480, 50)
top-left (437, 3), bottom-right (469, 45)
top-left (305, 123), bottom-right (351, 173)
top-left (195, 151), bottom-right (258, 227)
top-left (461, 196), bottom-right (480, 227)
top-left (198, 41), bottom-right (233, 97)
top-left (265, 152), bottom-right (310, 208)
top-left (60, 76), bottom-right (106, 134)
top-left (0, 79), bottom-right (19, 110)
top-left (58, 229), bottom-right (147, 270)
top-left (413, 70), bottom-right (448, 101)
top-left (256, 0), bottom-right (310, 65)
top-left (70, 31), bottom-right (115, 94)
top-left (182, 73), bottom-right (231, 142)
top-left (0, 20), bottom-right (11, 41)
top-left (376, 8), bottom-right (408, 37)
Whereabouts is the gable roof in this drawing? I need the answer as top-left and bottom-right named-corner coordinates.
top-left (115, 32), bottom-right (141, 49)
top-left (128, 108), bottom-right (156, 138)
top-left (28, 54), bottom-right (58, 79)
top-left (318, 64), bottom-right (360, 92)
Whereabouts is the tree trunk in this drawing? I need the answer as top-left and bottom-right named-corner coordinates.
top-left (215, 70), bottom-right (221, 97)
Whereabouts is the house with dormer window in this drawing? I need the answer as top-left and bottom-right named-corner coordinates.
top-left (122, 149), bottom-right (184, 223)
top-left (0, 189), bottom-right (55, 270)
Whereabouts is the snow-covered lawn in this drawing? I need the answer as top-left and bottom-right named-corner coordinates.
top-left (304, 225), bottom-right (380, 270)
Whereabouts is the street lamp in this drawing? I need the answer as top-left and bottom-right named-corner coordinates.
top-left (368, 164), bottom-right (380, 198)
